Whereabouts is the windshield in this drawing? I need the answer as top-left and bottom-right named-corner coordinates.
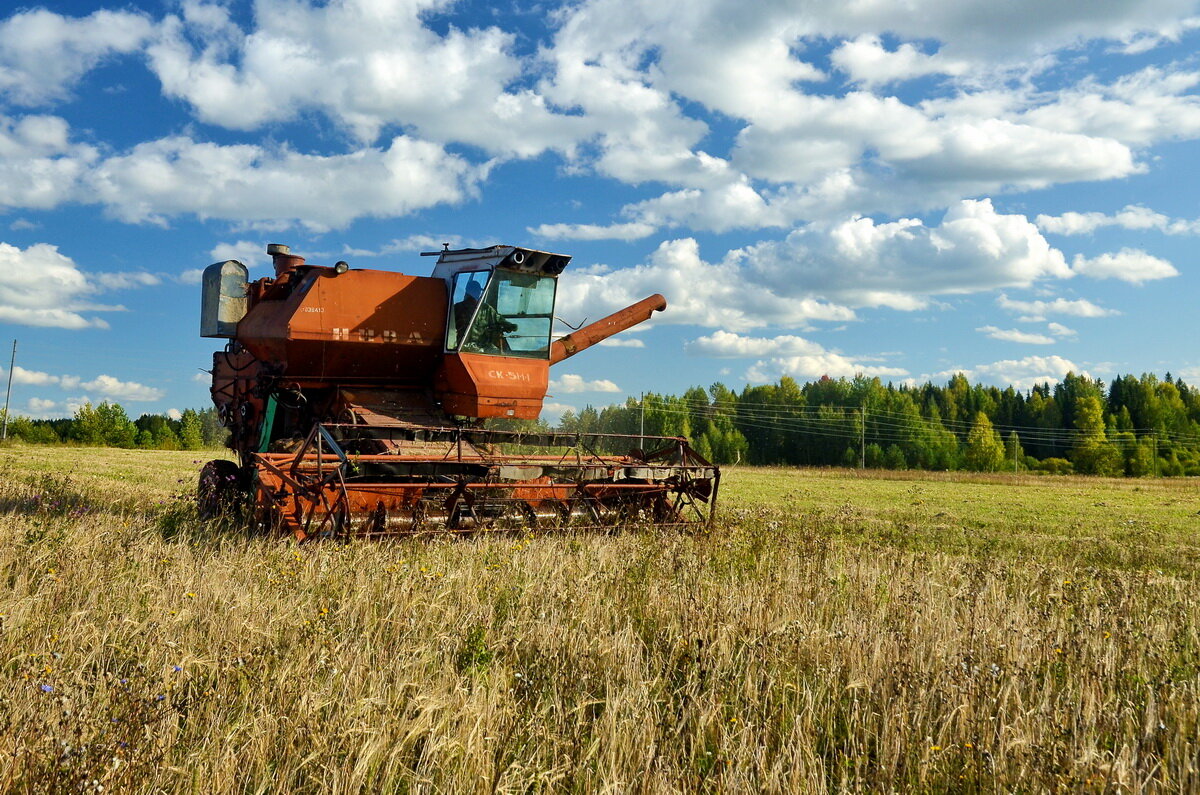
top-left (447, 269), bottom-right (556, 358)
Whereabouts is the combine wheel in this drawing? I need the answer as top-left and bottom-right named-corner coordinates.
top-left (197, 459), bottom-right (247, 520)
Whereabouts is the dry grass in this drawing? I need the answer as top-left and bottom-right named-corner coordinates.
top-left (0, 446), bottom-right (1198, 792)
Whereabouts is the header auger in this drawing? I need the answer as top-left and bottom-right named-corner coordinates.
top-left (198, 243), bottom-right (719, 540)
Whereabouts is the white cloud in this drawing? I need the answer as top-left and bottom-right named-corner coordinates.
top-left (1021, 66), bottom-right (1200, 147)
top-left (976, 326), bottom-right (1055, 345)
top-left (166, 408), bottom-right (182, 421)
top-left (688, 330), bottom-right (907, 382)
top-left (0, 242), bottom-right (118, 329)
top-left (1035, 205), bottom-right (1200, 235)
top-left (529, 222), bottom-right (656, 242)
top-left (2, 364), bottom-right (163, 402)
top-left (88, 135), bottom-right (485, 232)
top-left (596, 337), bottom-right (645, 348)
top-left (0, 8), bottom-right (153, 105)
top-left (539, 401), bottom-right (576, 423)
top-left (340, 235), bottom-right (469, 258)
top-left (556, 238), bottom-right (856, 332)
top-left (1071, 248), bottom-right (1178, 283)
top-left (996, 294), bottom-right (1119, 321)
top-left (936, 355), bottom-right (1085, 390)
top-left (686, 330), bottom-right (828, 358)
top-left (0, 114), bottom-right (97, 211)
top-left (25, 397), bottom-right (60, 416)
top-left (145, 0), bottom-right (584, 156)
top-left (1047, 322), bottom-right (1077, 338)
top-left (831, 35), bottom-right (970, 86)
top-left (742, 199), bottom-right (1071, 310)
top-left (80, 375), bottom-right (164, 402)
top-left (549, 374), bottom-right (621, 394)
top-left (92, 272), bottom-right (161, 289)
top-left (210, 240), bottom-right (267, 272)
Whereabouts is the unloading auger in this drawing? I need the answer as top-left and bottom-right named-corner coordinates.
top-left (197, 244), bottom-right (719, 540)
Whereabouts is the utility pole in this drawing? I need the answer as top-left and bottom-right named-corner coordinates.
top-left (1, 339), bottom-right (15, 441)
top-left (1152, 432), bottom-right (1158, 478)
top-left (639, 392), bottom-right (645, 450)
top-left (859, 407), bottom-right (866, 469)
top-left (1013, 433), bottom-right (1019, 473)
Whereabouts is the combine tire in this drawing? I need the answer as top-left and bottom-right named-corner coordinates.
top-left (198, 459), bottom-right (246, 520)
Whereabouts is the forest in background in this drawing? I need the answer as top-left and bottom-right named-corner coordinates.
top-left (550, 372), bottom-right (1200, 477)
top-left (2, 404), bottom-right (225, 450)
top-left (5, 372), bottom-right (1200, 476)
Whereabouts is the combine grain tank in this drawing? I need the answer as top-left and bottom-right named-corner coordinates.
top-left (198, 244), bottom-right (719, 539)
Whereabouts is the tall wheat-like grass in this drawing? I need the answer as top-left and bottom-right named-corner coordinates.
top-left (0, 453), bottom-right (1197, 792)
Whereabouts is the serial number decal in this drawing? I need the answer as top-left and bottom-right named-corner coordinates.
top-left (301, 306), bottom-right (324, 313)
top-left (487, 369), bottom-right (531, 382)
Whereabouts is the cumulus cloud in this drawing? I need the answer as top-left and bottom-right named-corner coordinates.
top-left (3, 115), bottom-right (487, 232)
top-left (555, 238), bottom-right (856, 332)
top-left (1020, 66), bottom-right (1200, 147)
top-left (1071, 248), bottom-right (1178, 283)
top-left (831, 35), bottom-right (971, 86)
top-left (209, 240), bottom-right (267, 272)
top-left (1, 366), bottom-right (162, 401)
top-left (688, 330), bottom-right (907, 383)
top-left (1047, 322), bottom-right (1077, 338)
top-left (936, 355), bottom-right (1085, 390)
top-left (539, 401), bottom-right (576, 423)
top-left (88, 135), bottom-right (485, 231)
top-left (529, 222), bottom-right (656, 242)
top-left (340, 235), bottom-right (470, 259)
top-left (1035, 205), bottom-right (1200, 235)
top-left (686, 330), bottom-right (829, 358)
top-left (741, 199), bottom-right (1071, 309)
top-left (80, 374), bottom-right (163, 402)
top-left (0, 114), bottom-right (97, 211)
top-left (145, 0), bottom-right (584, 155)
top-left (597, 338), bottom-right (645, 348)
top-left (0, 8), bottom-right (153, 105)
top-left (0, 242), bottom-right (115, 329)
top-left (996, 294), bottom-right (1118, 321)
top-left (549, 374), bottom-right (622, 394)
top-left (976, 326), bottom-right (1055, 345)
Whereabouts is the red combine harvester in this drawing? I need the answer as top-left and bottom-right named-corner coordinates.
top-left (198, 244), bottom-right (719, 540)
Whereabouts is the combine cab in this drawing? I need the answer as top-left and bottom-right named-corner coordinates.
top-left (198, 244), bottom-right (719, 540)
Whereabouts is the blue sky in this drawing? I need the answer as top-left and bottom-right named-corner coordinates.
top-left (2, 0), bottom-right (1199, 422)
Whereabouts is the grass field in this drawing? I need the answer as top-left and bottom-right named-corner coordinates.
top-left (1, 444), bottom-right (1198, 792)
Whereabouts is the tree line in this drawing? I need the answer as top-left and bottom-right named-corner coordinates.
top-left (2, 403), bottom-right (226, 450)
top-left (6, 371), bottom-right (1200, 476)
top-left (554, 372), bottom-right (1200, 476)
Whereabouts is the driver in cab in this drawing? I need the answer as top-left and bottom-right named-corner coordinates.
top-left (455, 279), bottom-right (517, 354)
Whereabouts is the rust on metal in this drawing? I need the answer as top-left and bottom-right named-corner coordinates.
top-left (198, 244), bottom-right (717, 539)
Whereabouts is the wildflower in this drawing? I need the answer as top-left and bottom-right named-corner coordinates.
top-left (172, 666), bottom-right (182, 672)
top-left (185, 592), bottom-right (196, 598)
top-left (39, 684), bottom-right (53, 693)
top-left (154, 695), bottom-right (165, 702)
top-left (930, 745), bottom-right (941, 751)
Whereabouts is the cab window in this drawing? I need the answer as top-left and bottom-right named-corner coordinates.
top-left (447, 269), bottom-right (556, 358)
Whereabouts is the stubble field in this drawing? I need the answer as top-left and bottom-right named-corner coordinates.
top-left (1, 444), bottom-right (1198, 792)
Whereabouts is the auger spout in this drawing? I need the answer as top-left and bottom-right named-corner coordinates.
top-left (549, 294), bottom-right (666, 365)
